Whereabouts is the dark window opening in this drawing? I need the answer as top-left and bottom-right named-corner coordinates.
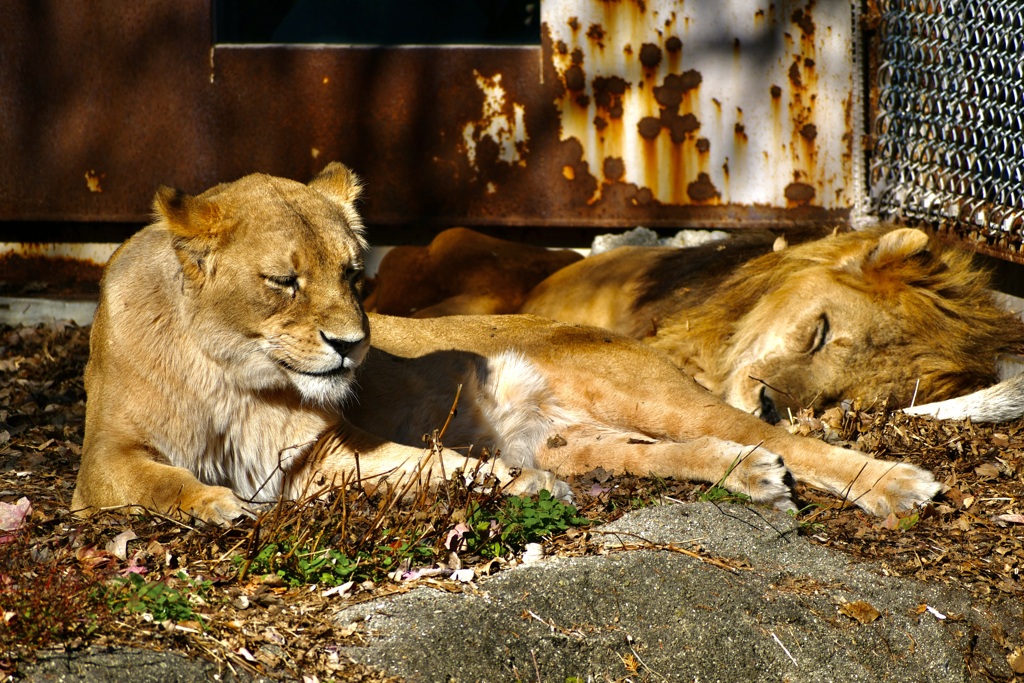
top-left (215, 0), bottom-right (541, 46)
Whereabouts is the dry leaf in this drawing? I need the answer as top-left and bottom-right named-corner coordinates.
top-left (915, 604), bottom-right (946, 620)
top-left (991, 623), bottom-right (1010, 648)
top-left (117, 550), bottom-right (148, 576)
top-left (838, 600), bottom-right (881, 624)
top-left (821, 406), bottom-right (845, 426)
top-left (320, 581), bottom-right (353, 598)
top-left (1008, 648), bottom-right (1024, 674)
top-left (0, 497), bottom-right (31, 535)
top-left (451, 568), bottom-right (475, 583)
top-left (338, 621), bottom-right (360, 638)
top-left (993, 514), bottom-right (1024, 525)
top-left (75, 545), bottom-right (115, 571)
top-left (444, 523), bottom-right (471, 551)
top-left (522, 543), bottom-right (545, 564)
top-left (105, 529), bottom-right (138, 560)
top-left (974, 463), bottom-right (1001, 479)
top-left (0, 497), bottom-right (30, 544)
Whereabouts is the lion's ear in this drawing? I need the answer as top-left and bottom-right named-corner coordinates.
top-left (153, 186), bottom-right (223, 280)
top-left (866, 228), bottom-right (931, 267)
top-left (308, 162), bottom-right (363, 208)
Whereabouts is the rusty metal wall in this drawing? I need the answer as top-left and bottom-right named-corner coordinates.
top-left (0, 2), bottom-right (217, 222)
top-left (0, 0), bottom-right (857, 233)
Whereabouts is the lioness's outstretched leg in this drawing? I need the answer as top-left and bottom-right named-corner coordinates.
top-left (697, 413), bottom-right (940, 516)
top-left (363, 313), bottom-right (940, 515)
top-left (301, 420), bottom-right (571, 501)
top-left (535, 429), bottom-right (794, 510)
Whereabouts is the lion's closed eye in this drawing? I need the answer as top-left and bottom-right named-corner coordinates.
top-left (343, 266), bottom-right (364, 294)
top-left (805, 314), bottom-right (830, 354)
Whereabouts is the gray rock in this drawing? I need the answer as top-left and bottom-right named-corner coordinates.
top-left (18, 646), bottom-right (266, 683)
top-left (336, 503), bottom-right (1020, 682)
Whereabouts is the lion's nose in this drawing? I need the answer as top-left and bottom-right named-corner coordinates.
top-left (759, 387), bottom-right (782, 424)
top-left (321, 331), bottom-right (364, 359)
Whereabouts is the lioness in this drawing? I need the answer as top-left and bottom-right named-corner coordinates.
top-left (72, 164), bottom-right (941, 525)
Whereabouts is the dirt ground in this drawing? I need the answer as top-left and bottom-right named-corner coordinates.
top-left (2, 321), bottom-right (1024, 681)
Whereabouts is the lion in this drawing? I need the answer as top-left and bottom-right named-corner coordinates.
top-left (364, 227), bottom-right (583, 318)
top-left (72, 164), bottom-right (941, 526)
top-left (521, 229), bottom-right (1024, 421)
top-left (369, 227), bottom-right (1024, 421)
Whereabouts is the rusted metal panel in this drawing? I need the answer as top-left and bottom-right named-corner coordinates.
top-left (0, 1), bottom-right (217, 222)
top-left (542, 0), bottom-right (859, 212)
top-left (207, 45), bottom-right (550, 227)
top-left (0, 0), bottom-right (856, 230)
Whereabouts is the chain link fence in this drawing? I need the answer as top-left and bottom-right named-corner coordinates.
top-left (872, 0), bottom-right (1024, 261)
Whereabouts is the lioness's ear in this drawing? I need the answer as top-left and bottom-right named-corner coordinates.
top-left (309, 162), bottom-right (363, 208)
top-left (153, 186), bottom-right (222, 238)
top-left (153, 186), bottom-right (223, 280)
top-left (866, 228), bottom-right (931, 267)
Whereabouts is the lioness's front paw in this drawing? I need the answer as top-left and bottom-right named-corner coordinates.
top-left (179, 485), bottom-right (254, 526)
top-left (502, 467), bottom-right (573, 503)
top-left (850, 461), bottom-right (943, 517)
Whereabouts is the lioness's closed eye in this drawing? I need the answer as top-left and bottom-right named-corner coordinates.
top-left (73, 163), bottom-right (941, 525)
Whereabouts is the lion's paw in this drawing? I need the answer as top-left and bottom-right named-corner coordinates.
top-left (725, 447), bottom-right (795, 512)
top-left (852, 461), bottom-right (943, 517)
top-left (180, 485), bottom-right (254, 526)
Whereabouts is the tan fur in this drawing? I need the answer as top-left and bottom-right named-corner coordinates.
top-left (72, 165), bottom-right (941, 525)
top-left (523, 229), bottom-right (1024, 418)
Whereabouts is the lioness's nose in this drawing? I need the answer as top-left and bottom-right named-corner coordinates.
top-left (321, 331), bottom-right (364, 359)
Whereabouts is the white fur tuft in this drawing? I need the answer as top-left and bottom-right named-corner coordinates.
top-left (476, 351), bottom-right (559, 468)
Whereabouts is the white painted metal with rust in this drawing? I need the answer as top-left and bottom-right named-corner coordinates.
top-left (543, 0), bottom-right (860, 209)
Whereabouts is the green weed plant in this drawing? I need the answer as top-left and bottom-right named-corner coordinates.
top-left (110, 571), bottom-right (214, 624)
top-left (466, 490), bottom-right (589, 559)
